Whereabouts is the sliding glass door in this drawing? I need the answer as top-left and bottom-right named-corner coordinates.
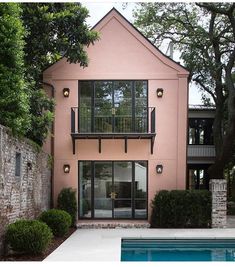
top-left (79, 161), bottom-right (147, 219)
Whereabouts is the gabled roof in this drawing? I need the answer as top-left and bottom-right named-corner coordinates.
top-left (93, 8), bottom-right (189, 73)
top-left (44, 7), bottom-right (189, 76)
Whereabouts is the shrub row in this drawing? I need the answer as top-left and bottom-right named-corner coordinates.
top-left (6, 220), bottom-right (53, 255)
top-left (151, 190), bottom-right (211, 228)
top-left (6, 208), bottom-right (72, 255)
top-left (57, 187), bottom-right (77, 225)
top-left (5, 187), bottom-right (77, 255)
top-left (39, 209), bottom-right (72, 237)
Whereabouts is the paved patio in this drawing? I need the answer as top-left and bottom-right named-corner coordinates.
top-left (227, 216), bottom-right (235, 228)
top-left (44, 228), bottom-right (235, 261)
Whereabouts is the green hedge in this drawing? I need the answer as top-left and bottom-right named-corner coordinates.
top-left (57, 187), bottom-right (77, 225)
top-left (39, 209), bottom-right (72, 237)
top-left (6, 219), bottom-right (53, 254)
top-left (151, 190), bottom-right (211, 228)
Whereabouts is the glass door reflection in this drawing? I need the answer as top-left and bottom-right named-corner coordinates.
top-left (94, 162), bottom-right (112, 218)
top-left (113, 162), bottom-right (132, 218)
top-left (113, 81), bottom-right (132, 133)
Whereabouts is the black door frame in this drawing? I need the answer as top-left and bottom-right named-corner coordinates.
top-left (187, 164), bottom-right (211, 190)
top-left (78, 160), bottom-right (148, 220)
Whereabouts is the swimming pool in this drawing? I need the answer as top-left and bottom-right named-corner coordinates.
top-left (121, 239), bottom-right (235, 261)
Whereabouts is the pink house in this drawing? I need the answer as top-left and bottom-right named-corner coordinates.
top-left (43, 8), bottom-right (189, 222)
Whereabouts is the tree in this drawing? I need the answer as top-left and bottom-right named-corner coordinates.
top-left (134, 2), bottom-right (235, 179)
top-left (20, 3), bottom-right (99, 145)
top-left (0, 3), bottom-right (30, 135)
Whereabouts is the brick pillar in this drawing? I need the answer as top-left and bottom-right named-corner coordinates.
top-left (209, 179), bottom-right (227, 228)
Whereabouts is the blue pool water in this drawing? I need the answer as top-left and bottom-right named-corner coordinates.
top-left (121, 239), bottom-right (235, 261)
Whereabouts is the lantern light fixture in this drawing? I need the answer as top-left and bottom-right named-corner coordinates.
top-left (63, 164), bottom-right (70, 173)
top-left (156, 88), bottom-right (164, 98)
top-left (156, 164), bottom-right (163, 174)
top-left (63, 88), bottom-right (70, 97)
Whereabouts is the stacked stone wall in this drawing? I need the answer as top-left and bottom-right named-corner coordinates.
top-left (0, 125), bottom-right (51, 255)
top-left (210, 179), bottom-right (227, 228)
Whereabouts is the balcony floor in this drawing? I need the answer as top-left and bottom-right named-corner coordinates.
top-left (71, 132), bottom-right (155, 138)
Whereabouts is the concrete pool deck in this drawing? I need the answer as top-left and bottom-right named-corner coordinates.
top-left (44, 228), bottom-right (235, 261)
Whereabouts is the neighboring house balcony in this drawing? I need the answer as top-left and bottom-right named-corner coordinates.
top-left (187, 111), bottom-right (216, 190)
top-left (187, 116), bottom-right (215, 164)
top-left (71, 106), bottom-right (156, 154)
top-left (187, 145), bottom-right (216, 164)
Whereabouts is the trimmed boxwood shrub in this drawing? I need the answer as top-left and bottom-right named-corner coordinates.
top-left (39, 209), bottom-right (72, 237)
top-left (57, 187), bottom-right (77, 225)
top-left (5, 219), bottom-right (53, 255)
top-left (151, 190), bottom-right (211, 228)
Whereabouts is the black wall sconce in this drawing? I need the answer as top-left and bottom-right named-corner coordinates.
top-left (156, 164), bottom-right (163, 174)
top-left (156, 88), bottom-right (164, 98)
top-left (27, 162), bottom-right (32, 170)
top-left (63, 164), bottom-right (70, 173)
top-left (63, 88), bottom-right (70, 97)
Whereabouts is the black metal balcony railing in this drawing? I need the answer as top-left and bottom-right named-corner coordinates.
top-left (71, 107), bottom-right (155, 134)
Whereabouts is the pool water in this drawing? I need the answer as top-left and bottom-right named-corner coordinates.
top-left (121, 239), bottom-right (235, 261)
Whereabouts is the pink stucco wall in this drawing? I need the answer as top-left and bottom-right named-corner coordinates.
top-left (43, 9), bottom-right (189, 221)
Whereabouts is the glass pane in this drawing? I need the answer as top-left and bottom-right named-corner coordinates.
top-left (188, 169), bottom-right (197, 190)
top-left (135, 200), bottom-right (147, 218)
top-left (114, 81), bottom-right (132, 132)
top-left (135, 161), bottom-right (147, 199)
top-left (113, 162), bottom-right (132, 218)
top-left (199, 169), bottom-right (206, 189)
top-left (80, 81), bottom-right (92, 132)
top-left (189, 128), bottom-right (196, 144)
top-left (114, 162), bottom-right (132, 198)
top-left (94, 81), bottom-right (113, 132)
top-left (135, 161), bottom-right (147, 218)
top-left (135, 81), bottom-right (147, 133)
top-left (79, 162), bottom-right (92, 218)
top-left (199, 129), bottom-right (204, 144)
top-left (188, 118), bottom-right (214, 145)
top-left (205, 119), bottom-right (214, 145)
top-left (114, 200), bottom-right (132, 218)
top-left (94, 162), bottom-right (112, 218)
top-left (135, 81), bottom-right (147, 98)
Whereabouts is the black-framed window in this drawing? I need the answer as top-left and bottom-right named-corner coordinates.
top-left (187, 164), bottom-right (211, 190)
top-left (188, 118), bottom-right (214, 145)
top-left (79, 161), bottom-right (148, 219)
top-left (79, 80), bottom-right (148, 133)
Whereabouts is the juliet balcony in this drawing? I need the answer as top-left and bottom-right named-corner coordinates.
top-left (71, 106), bottom-right (156, 154)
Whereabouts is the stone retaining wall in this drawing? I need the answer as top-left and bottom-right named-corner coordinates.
top-left (0, 125), bottom-right (51, 255)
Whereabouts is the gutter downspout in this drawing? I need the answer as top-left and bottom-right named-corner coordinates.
top-left (42, 81), bottom-right (55, 209)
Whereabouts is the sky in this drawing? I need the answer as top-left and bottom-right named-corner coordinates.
top-left (82, 1), bottom-right (203, 105)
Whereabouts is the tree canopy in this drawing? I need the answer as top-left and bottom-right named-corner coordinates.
top-left (21, 3), bottom-right (99, 83)
top-left (134, 2), bottom-right (235, 178)
top-left (21, 3), bottom-right (99, 145)
top-left (0, 3), bottom-right (99, 145)
top-left (0, 3), bottom-right (30, 135)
